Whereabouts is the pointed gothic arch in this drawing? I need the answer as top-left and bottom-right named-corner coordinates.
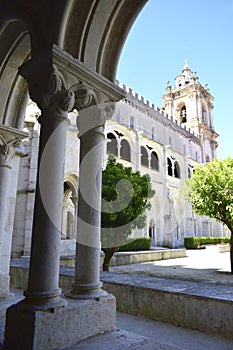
top-left (151, 151), bottom-right (159, 170)
top-left (141, 145), bottom-right (149, 167)
top-left (107, 132), bottom-right (118, 156)
top-left (120, 138), bottom-right (131, 161)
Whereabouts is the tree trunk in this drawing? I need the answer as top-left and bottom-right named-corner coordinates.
top-left (102, 248), bottom-right (116, 271)
top-left (230, 231), bottom-right (233, 274)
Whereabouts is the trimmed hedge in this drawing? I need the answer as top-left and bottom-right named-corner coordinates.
top-left (118, 237), bottom-right (151, 251)
top-left (184, 236), bottom-right (230, 249)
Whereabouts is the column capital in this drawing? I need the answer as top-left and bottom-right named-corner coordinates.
top-left (73, 83), bottom-right (116, 137)
top-left (19, 60), bottom-right (75, 117)
top-left (0, 127), bottom-right (27, 166)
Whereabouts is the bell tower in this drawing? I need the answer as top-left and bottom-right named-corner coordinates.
top-left (162, 60), bottom-right (218, 162)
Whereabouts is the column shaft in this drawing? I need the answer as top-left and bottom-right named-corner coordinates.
top-left (24, 113), bottom-right (69, 308)
top-left (68, 126), bottom-right (107, 298)
top-left (0, 155), bottom-right (12, 297)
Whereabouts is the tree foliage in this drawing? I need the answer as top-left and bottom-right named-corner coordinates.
top-left (184, 157), bottom-right (233, 272)
top-left (101, 156), bottom-right (154, 270)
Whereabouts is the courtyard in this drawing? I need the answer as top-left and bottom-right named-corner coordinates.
top-left (1, 245), bottom-right (233, 349)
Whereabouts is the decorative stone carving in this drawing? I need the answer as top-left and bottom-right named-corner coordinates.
top-left (72, 83), bottom-right (98, 110)
top-left (0, 135), bottom-right (21, 163)
top-left (72, 83), bottom-right (116, 137)
top-left (20, 64), bottom-right (75, 116)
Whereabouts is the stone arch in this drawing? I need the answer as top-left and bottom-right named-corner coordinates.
top-left (141, 145), bottom-right (149, 167)
top-left (120, 138), bottom-right (131, 161)
top-left (151, 151), bottom-right (159, 170)
top-left (176, 102), bottom-right (187, 124)
top-left (148, 219), bottom-right (155, 244)
top-left (167, 157), bottom-right (173, 176)
top-left (63, 0), bottom-right (147, 80)
top-left (107, 132), bottom-right (118, 156)
top-left (174, 161), bottom-right (181, 178)
top-left (0, 20), bottom-right (31, 129)
top-left (62, 174), bottom-right (78, 240)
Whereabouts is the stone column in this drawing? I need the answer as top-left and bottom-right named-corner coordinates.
top-left (68, 85), bottom-right (114, 299)
top-left (19, 66), bottom-right (74, 309)
top-left (0, 138), bottom-right (20, 297)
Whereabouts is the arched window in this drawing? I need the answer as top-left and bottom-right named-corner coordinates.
top-left (141, 146), bottom-right (149, 167)
top-left (180, 105), bottom-right (187, 123)
top-left (120, 139), bottom-right (131, 161)
top-left (188, 165), bottom-right (193, 179)
top-left (167, 157), bottom-right (173, 176)
top-left (174, 161), bottom-right (181, 178)
top-left (151, 151), bottom-right (159, 170)
top-left (130, 116), bottom-right (134, 129)
top-left (63, 181), bottom-right (76, 240)
top-left (107, 133), bottom-right (118, 156)
top-left (149, 220), bottom-right (155, 240)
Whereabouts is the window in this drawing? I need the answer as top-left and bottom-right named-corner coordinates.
top-left (120, 139), bottom-right (131, 161)
top-left (141, 146), bottom-right (149, 167)
top-left (188, 167), bottom-right (191, 178)
top-left (180, 105), bottom-right (187, 123)
top-left (174, 161), bottom-right (181, 178)
top-left (107, 133), bottom-right (118, 156)
top-left (167, 157), bottom-right (173, 176)
top-left (151, 151), bottom-right (159, 170)
top-left (188, 165), bottom-right (193, 179)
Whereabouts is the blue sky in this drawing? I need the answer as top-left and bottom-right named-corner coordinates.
top-left (117, 0), bottom-right (233, 160)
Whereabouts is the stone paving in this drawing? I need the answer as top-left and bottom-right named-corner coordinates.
top-left (2, 246), bottom-right (233, 349)
top-left (110, 245), bottom-right (233, 286)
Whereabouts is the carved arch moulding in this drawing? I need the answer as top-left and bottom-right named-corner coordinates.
top-left (18, 45), bottom-right (126, 120)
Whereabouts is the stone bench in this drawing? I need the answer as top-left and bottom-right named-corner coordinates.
top-left (60, 248), bottom-right (186, 267)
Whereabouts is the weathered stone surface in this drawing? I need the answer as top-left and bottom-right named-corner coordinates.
top-left (60, 248), bottom-right (187, 267)
top-left (9, 255), bottom-right (233, 339)
top-left (4, 294), bottom-right (116, 350)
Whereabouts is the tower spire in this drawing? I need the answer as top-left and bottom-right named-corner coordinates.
top-left (182, 59), bottom-right (191, 77)
top-left (183, 59), bottom-right (189, 70)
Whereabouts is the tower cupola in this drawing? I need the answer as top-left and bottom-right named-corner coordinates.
top-left (161, 61), bottom-right (218, 162)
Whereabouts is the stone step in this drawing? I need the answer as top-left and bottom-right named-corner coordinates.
top-left (10, 257), bottom-right (233, 340)
top-left (63, 329), bottom-right (186, 350)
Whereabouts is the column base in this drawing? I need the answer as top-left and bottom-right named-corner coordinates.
top-left (23, 288), bottom-right (66, 310)
top-left (66, 281), bottom-right (109, 299)
top-left (0, 273), bottom-right (10, 298)
top-left (4, 293), bottom-right (116, 350)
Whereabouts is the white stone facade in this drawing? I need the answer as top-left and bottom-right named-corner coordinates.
top-left (11, 62), bottom-right (228, 258)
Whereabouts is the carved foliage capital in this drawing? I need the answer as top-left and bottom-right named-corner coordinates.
top-left (0, 135), bottom-right (21, 163)
top-left (20, 65), bottom-right (75, 116)
top-left (71, 83), bottom-right (99, 111)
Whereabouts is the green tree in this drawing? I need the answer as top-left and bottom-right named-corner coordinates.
top-left (101, 156), bottom-right (154, 271)
top-left (184, 157), bottom-right (233, 272)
